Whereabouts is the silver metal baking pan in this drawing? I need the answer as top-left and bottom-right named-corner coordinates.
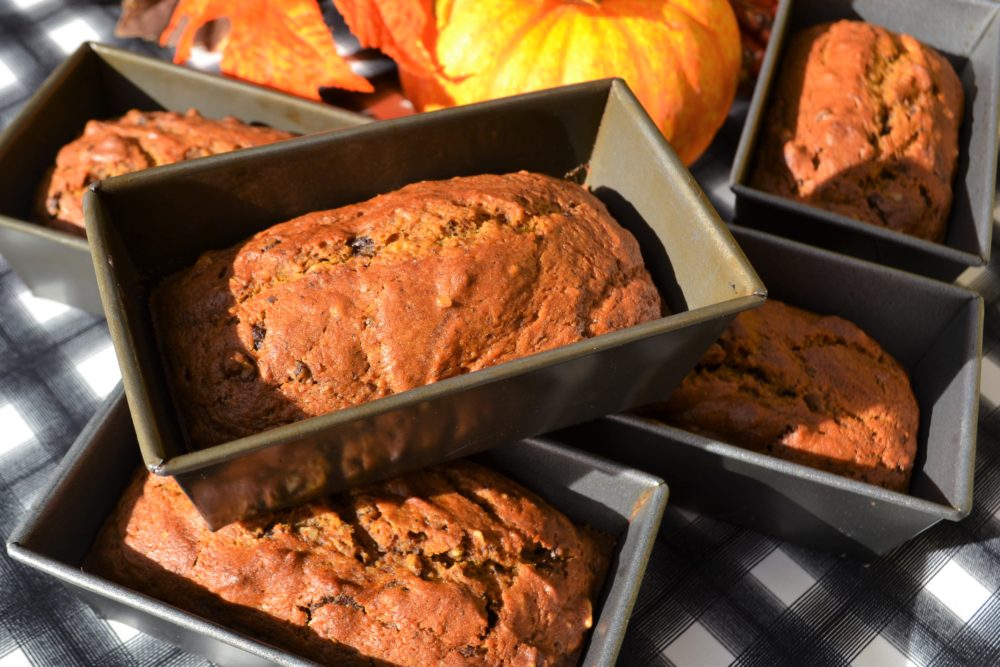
top-left (6, 388), bottom-right (668, 666)
top-left (0, 42), bottom-right (369, 315)
top-left (730, 0), bottom-right (1000, 281)
top-left (554, 226), bottom-right (982, 559)
top-left (85, 78), bottom-right (764, 527)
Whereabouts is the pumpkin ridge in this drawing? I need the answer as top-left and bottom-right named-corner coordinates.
top-left (615, 14), bottom-right (663, 123)
top-left (560, 9), bottom-right (624, 92)
top-left (528, 5), bottom-right (578, 95)
top-left (636, 14), bottom-right (689, 135)
top-left (659, 4), bottom-right (707, 85)
top-left (663, 0), bottom-right (706, 31)
top-left (551, 10), bottom-right (572, 91)
top-left (498, 5), bottom-right (564, 94)
top-left (458, 3), bottom-right (547, 84)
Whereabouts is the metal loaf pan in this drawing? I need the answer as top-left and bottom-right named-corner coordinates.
top-left (730, 0), bottom-right (1000, 281)
top-left (0, 42), bottom-right (369, 315)
top-left (554, 226), bottom-right (983, 559)
top-left (6, 388), bottom-right (668, 667)
top-left (85, 78), bottom-right (764, 527)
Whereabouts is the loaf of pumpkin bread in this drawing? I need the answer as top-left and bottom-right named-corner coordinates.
top-left (153, 171), bottom-right (663, 447)
top-left (750, 20), bottom-right (963, 242)
top-left (37, 109), bottom-right (294, 236)
top-left (647, 299), bottom-right (919, 492)
top-left (86, 461), bottom-right (611, 666)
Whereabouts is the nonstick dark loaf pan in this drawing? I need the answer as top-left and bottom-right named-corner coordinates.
top-left (6, 387), bottom-right (668, 667)
top-left (0, 41), bottom-right (369, 315)
top-left (729, 0), bottom-right (1000, 281)
top-left (84, 78), bottom-right (764, 528)
top-left (553, 225), bottom-right (982, 559)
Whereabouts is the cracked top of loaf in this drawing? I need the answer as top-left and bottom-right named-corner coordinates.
top-left (750, 20), bottom-right (963, 242)
top-left (86, 461), bottom-right (611, 666)
top-left (152, 171), bottom-right (663, 448)
top-left (649, 299), bottom-right (919, 492)
top-left (36, 109), bottom-right (294, 236)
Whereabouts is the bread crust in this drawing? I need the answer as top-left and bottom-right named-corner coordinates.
top-left (652, 299), bottom-right (919, 492)
top-left (153, 171), bottom-right (662, 447)
top-left (87, 462), bottom-right (611, 666)
top-left (37, 109), bottom-right (294, 235)
top-left (750, 20), bottom-right (963, 242)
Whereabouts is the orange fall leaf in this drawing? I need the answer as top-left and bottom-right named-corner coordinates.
top-left (162, 0), bottom-right (373, 100)
top-left (333, 0), bottom-right (437, 75)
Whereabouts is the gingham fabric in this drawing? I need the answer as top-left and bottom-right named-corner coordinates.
top-left (2, 2), bottom-right (1000, 666)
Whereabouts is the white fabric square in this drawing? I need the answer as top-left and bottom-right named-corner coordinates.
top-left (75, 344), bottom-right (120, 398)
top-left (0, 403), bottom-right (34, 453)
top-left (981, 355), bottom-right (1000, 410)
top-left (47, 18), bottom-right (100, 55)
top-left (925, 559), bottom-right (991, 622)
top-left (674, 507), bottom-right (699, 523)
top-left (852, 635), bottom-right (919, 667)
top-left (186, 46), bottom-right (222, 70)
top-left (0, 648), bottom-right (32, 667)
top-left (0, 57), bottom-right (16, 91)
top-left (663, 621), bottom-right (734, 667)
top-left (18, 291), bottom-right (69, 324)
top-left (750, 548), bottom-right (816, 607)
top-left (10, 0), bottom-right (51, 9)
top-left (106, 619), bottom-right (140, 643)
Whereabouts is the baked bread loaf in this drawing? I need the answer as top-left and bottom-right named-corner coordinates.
top-left (154, 171), bottom-right (662, 447)
top-left (37, 109), bottom-right (294, 236)
top-left (647, 299), bottom-right (918, 492)
top-left (87, 462), bottom-right (611, 666)
top-left (749, 20), bottom-right (963, 242)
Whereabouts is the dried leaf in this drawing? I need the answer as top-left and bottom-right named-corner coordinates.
top-left (116, 0), bottom-right (179, 41)
top-left (333, 0), bottom-right (438, 75)
top-left (162, 0), bottom-right (373, 99)
top-left (729, 0), bottom-right (778, 81)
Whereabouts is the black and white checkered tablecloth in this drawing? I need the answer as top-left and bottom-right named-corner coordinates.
top-left (2, 1), bottom-right (1000, 665)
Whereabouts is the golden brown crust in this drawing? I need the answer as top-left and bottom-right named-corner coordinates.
top-left (37, 109), bottom-right (294, 236)
top-left (750, 20), bottom-right (963, 242)
top-left (153, 171), bottom-right (662, 447)
top-left (86, 463), bottom-right (612, 666)
top-left (648, 300), bottom-right (919, 492)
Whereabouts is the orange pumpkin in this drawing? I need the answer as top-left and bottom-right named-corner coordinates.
top-left (395, 0), bottom-right (742, 165)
